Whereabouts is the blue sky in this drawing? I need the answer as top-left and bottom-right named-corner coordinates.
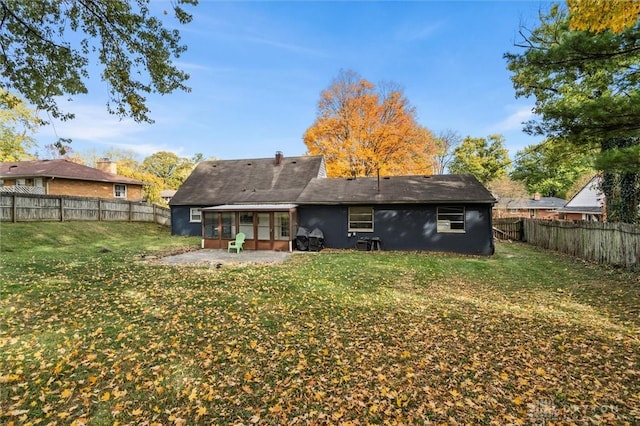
top-left (35, 0), bottom-right (550, 163)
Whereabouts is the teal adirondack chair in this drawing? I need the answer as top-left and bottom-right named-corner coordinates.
top-left (228, 232), bottom-right (245, 253)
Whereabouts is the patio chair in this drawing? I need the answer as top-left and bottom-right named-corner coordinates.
top-left (228, 232), bottom-right (245, 253)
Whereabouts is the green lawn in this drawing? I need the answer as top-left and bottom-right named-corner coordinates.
top-left (1, 222), bottom-right (638, 425)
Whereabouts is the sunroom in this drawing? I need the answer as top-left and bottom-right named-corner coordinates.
top-left (200, 204), bottom-right (297, 251)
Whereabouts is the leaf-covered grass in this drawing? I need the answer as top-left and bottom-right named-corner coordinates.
top-left (1, 222), bottom-right (639, 425)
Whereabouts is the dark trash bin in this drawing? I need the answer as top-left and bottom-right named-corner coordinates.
top-left (296, 226), bottom-right (310, 251)
top-left (308, 227), bottom-right (324, 252)
top-left (356, 237), bottom-right (371, 251)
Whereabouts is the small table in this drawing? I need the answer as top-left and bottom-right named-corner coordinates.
top-left (370, 237), bottom-right (382, 251)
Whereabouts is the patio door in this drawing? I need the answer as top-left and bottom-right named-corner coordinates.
top-left (256, 212), bottom-right (272, 250)
top-left (239, 212), bottom-right (255, 250)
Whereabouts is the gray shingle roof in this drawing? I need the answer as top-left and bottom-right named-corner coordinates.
top-left (170, 155), bottom-right (326, 205)
top-left (296, 174), bottom-right (496, 204)
top-left (495, 197), bottom-right (566, 210)
top-left (0, 159), bottom-right (142, 185)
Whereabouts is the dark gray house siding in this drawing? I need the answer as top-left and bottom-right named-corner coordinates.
top-left (298, 204), bottom-right (494, 255)
top-left (171, 205), bottom-right (204, 236)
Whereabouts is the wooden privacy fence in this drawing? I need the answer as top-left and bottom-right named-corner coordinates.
top-left (493, 218), bottom-right (524, 241)
top-left (0, 193), bottom-right (170, 226)
top-left (523, 219), bottom-right (640, 269)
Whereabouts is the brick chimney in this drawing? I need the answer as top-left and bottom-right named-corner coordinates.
top-left (275, 151), bottom-right (284, 166)
top-left (96, 158), bottom-right (117, 175)
top-left (533, 192), bottom-right (541, 201)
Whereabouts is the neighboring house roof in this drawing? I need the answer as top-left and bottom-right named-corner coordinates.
top-left (558, 175), bottom-right (604, 215)
top-left (495, 196), bottom-right (566, 210)
top-left (296, 174), bottom-right (496, 205)
top-left (0, 159), bottom-right (142, 185)
top-left (170, 155), bottom-right (326, 206)
top-left (160, 189), bottom-right (177, 198)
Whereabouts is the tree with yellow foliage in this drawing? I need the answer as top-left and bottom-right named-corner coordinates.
top-left (567, 0), bottom-right (640, 33)
top-left (303, 70), bottom-right (436, 178)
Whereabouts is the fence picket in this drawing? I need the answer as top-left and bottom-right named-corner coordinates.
top-left (0, 193), bottom-right (170, 227)
top-left (522, 219), bottom-right (640, 269)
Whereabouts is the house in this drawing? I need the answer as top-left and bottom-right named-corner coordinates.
top-left (557, 176), bottom-right (605, 222)
top-left (170, 152), bottom-right (497, 255)
top-left (493, 193), bottom-right (566, 220)
top-left (160, 189), bottom-right (177, 204)
top-left (0, 159), bottom-right (144, 201)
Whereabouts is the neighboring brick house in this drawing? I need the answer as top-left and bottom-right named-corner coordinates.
top-left (0, 159), bottom-right (144, 201)
top-left (493, 193), bottom-right (566, 220)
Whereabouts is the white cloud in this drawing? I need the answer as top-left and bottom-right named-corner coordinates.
top-left (395, 21), bottom-right (443, 42)
top-left (244, 35), bottom-right (326, 57)
top-left (35, 103), bottom-right (185, 157)
top-left (173, 61), bottom-right (214, 72)
top-left (38, 104), bottom-right (145, 141)
top-left (105, 142), bottom-right (184, 157)
top-left (488, 105), bottom-right (535, 133)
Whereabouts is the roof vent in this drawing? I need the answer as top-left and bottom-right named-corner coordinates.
top-left (383, 176), bottom-right (390, 180)
top-left (247, 162), bottom-right (252, 166)
top-left (423, 175), bottom-right (432, 178)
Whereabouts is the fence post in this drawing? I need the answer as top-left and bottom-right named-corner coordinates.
top-left (98, 199), bottom-right (102, 221)
top-left (12, 193), bottom-right (16, 223)
top-left (60, 197), bottom-right (64, 222)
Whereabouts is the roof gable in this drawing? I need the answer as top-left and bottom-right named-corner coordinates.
top-left (563, 176), bottom-right (604, 208)
top-left (0, 160), bottom-right (142, 185)
top-left (170, 155), bottom-right (326, 205)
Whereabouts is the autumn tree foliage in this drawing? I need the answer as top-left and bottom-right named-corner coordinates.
top-left (567, 0), bottom-right (640, 33)
top-left (448, 135), bottom-right (511, 185)
top-left (303, 70), bottom-right (436, 178)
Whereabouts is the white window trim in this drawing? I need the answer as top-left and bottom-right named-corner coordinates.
top-left (190, 208), bottom-right (202, 223)
top-left (437, 206), bottom-right (466, 234)
top-left (348, 207), bottom-right (374, 232)
top-left (114, 184), bottom-right (127, 199)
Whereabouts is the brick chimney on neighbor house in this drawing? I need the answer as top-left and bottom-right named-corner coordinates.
top-left (533, 192), bottom-right (541, 201)
top-left (96, 158), bottom-right (117, 175)
top-left (275, 151), bottom-right (284, 166)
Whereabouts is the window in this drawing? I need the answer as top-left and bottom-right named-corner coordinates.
top-left (349, 207), bottom-right (374, 232)
top-left (16, 178), bottom-right (26, 186)
top-left (275, 212), bottom-right (290, 240)
top-left (114, 184), bottom-right (126, 198)
top-left (190, 208), bottom-right (202, 223)
top-left (437, 206), bottom-right (465, 233)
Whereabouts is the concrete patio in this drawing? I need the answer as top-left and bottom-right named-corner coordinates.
top-left (153, 249), bottom-right (294, 267)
